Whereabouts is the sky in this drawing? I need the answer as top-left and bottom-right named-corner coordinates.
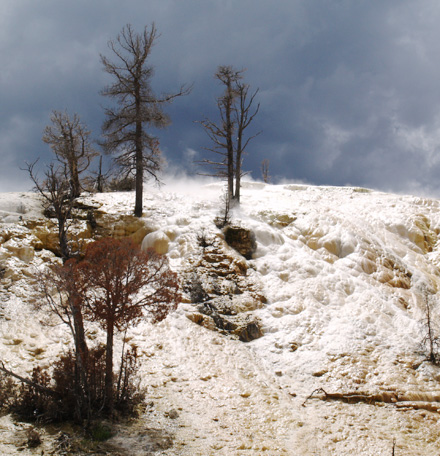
top-left (2, 0), bottom-right (440, 197)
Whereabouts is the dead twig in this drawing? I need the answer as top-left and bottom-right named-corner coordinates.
top-left (302, 388), bottom-right (328, 406)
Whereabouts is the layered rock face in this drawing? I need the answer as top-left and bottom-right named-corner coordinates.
top-left (223, 225), bottom-right (257, 260)
top-left (183, 230), bottom-right (265, 342)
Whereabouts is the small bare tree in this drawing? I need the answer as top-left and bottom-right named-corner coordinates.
top-left (214, 190), bottom-right (232, 229)
top-left (421, 290), bottom-right (440, 365)
top-left (261, 159), bottom-right (270, 183)
top-left (86, 154), bottom-right (112, 193)
top-left (43, 110), bottom-right (97, 198)
top-left (25, 160), bottom-right (74, 260)
top-left (197, 65), bottom-right (260, 204)
top-left (95, 155), bottom-right (105, 192)
top-left (101, 23), bottom-right (190, 217)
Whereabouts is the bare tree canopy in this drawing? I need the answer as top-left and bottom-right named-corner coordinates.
top-left (100, 23), bottom-right (191, 217)
top-left (197, 65), bottom-right (260, 204)
top-left (43, 110), bottom-right (97, 198)
top-left (24, 111), bottom-right (96, 261)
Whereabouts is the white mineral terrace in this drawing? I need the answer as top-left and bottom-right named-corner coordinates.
top-left (1, 178), bottom-right (440, 454)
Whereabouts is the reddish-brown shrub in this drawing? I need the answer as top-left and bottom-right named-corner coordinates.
top-left (34, 237), bottom-right (180, 418)
top-left (76, 237), bottom-right (180, 413)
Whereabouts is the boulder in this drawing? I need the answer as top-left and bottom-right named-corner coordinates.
top-left (186, 312), bottom-right (217, 331)
top-left (224, 226), bottom-right (256, 260)
top-left (33, 225), bottom-right (59, 253)
top-left (235, 320), bottom-right (264, 342)
top-left (141, 230), bottom-right (170, 254)
top-left (130, 226), bottom-right (150, 245)
top-left (3, 239), bottom-right (34, 263)
top-left (194, 299), bottom-right (264, 342)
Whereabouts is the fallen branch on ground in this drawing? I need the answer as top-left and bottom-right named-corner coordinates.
top-left (302, 387), bottom-right (440, 413)
top-left (302, 388), bottom-right (398, 406)
top-left (0, 361), bottom-right (59, 398)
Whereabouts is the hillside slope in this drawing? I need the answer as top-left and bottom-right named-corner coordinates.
top-left (1, 180), bottom-right (440, 454)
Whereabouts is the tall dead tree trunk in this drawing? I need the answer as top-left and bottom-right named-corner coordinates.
top-left (234, 82), bottom-right (260, 202)
top-left (134, 80), bottom-right (144, 216)
top-left (97, 155), bottom-right (104, 192)
top-left (223, 73), bottom-right (235, 203)
top-left (100, 23), bottom-right (190, 217)
top-left (197, 66), bottom-right (260, 205)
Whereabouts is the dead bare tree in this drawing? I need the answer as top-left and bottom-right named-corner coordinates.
top-left (421, 289), bottom-right (440, 364)
top-left (234, 81), bottom-right (260, 202)
top-left (86, 154), bottom-right (112, 193)
top-left (101, 23), bottom-right (190, 217)
top-left (43, 110), bottom-right (97, 198)
top-left (261, 159), bottom-right (270, 183)
top-left (25, 160), bottom-right (74, 261)
top-left (95, 155), bottom-right (105, 192)
top-left (197, 65), bottom-right (260, 205)
top-left (197, 66), bottom-right (241, 203)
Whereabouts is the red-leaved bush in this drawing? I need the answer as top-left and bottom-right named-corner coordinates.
top-left (30, 237), bottom-right (180, 421)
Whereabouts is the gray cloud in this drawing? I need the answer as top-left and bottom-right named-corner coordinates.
top-left (2, 0), bottom-right (440, 196)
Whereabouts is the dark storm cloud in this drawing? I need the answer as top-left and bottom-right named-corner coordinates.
top-left (2, 0), bottom-right (440, 196)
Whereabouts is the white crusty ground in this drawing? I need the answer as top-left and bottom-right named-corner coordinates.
top-left (1, 178), bottom-right (440, 454)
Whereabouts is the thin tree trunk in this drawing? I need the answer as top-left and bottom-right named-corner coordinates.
top-left (225, 95), bottom-right (235, 203)
top-left (97, 155), bottom-right (103, 192)
top-left (426, 301), bottom-right (436, 363)
top-left (105, 321), bottom-right (114, 414)
top-left (134, 86), bottom-right (143, 217)
top-left (58, 218), bottom-right (70, 261)
top-left (70, 293), bottom-right (90, 420)
top-left (235, 171), bottom-right (241, 203)
top-left (70, 160), bottom-right (81, 198)
top-left (235, 137), bottom-right (242, 203)
top-left (116, 330), bottom-right (128, 402)
top-left (134, 146), bottom-right (143, 217)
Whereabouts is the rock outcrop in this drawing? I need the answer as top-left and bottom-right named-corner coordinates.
top-left (183, 238), bottom-right (265, 342)
top-left (142, 230), bottom-right (171, 254)
top-left (223, 225), bottom-right (257, 260)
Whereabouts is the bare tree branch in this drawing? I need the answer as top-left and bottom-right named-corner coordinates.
top-left (0, 361), bottom-right (59, 398)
